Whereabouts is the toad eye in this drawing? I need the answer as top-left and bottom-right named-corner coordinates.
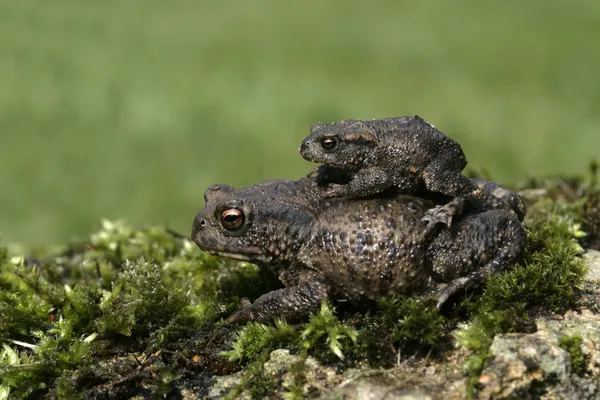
top-left (320, 137), bottom-right (337, 151)
top-left (220, 208), bottom-right (245, 231)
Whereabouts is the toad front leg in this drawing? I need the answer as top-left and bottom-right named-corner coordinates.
top-left (325, 167), bottom-right (392, 198)
top-left (226, 280), bottom-right (330, 324)
top-left (307, 165), bottom-right (353, 187)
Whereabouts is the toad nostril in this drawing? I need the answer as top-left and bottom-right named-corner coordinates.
top-left (193, 215), bottom-right (208, 237)
top-left (300, 141), bottom-right (311, 154)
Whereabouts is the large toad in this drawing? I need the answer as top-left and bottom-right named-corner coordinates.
top-left (191, 177), bottom-right (526, 324)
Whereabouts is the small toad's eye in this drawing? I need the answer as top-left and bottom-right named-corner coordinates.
top-left (320, 137), bottom-right (337, 151)
top-left (220, 208), bottom-right (245, 231)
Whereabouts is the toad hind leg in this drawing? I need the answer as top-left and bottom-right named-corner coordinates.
top-left (226, 281), bottom-right (330, 324)
top-left (427, 209), bottom-right (526, 309)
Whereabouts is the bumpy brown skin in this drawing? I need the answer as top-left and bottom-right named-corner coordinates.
top-left (191, 177), bottom-right (526, 324)
top-left (299, 116), bottom-right (525, 229)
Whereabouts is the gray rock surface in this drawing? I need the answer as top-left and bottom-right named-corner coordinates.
top-left (477, 309), bottom-right (600, 399)
top-left (583, 249), bottom-right (600, 281)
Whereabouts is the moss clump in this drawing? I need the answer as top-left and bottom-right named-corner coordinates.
top-left (301, 303), bottom-right (358, 361)
top-left (479, 203), bottom-right (587, 313)
top-left (355, 296), bottom-right (445, 365)
top-left (0, 317), bottom-right (96, 399)
top-left (558, 334), bottom-right (586, 376)
top-left (222, 303), bottom-right (358, 366)
top-left (221, 320), bottom-right (297, 363)
top-left (0, 262), bottom-right (58, 338)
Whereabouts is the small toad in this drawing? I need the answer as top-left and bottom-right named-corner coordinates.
top-left (300, 116), bottom-right (524, 230)
top-left (191, 177), bottom-right (525, 324)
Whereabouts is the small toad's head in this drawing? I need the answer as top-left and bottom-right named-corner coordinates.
top-left (299, 120), bottom-right (379, 171)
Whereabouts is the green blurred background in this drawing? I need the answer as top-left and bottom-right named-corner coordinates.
top-left (1, 0), bottom-right (599, 245)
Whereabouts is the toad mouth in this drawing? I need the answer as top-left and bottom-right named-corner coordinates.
top-left (199, 246), bottom-right (264, 262)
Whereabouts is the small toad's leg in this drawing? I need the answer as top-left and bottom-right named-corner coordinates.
top-left (470, 177), bottom-right (526, 221)
top-left (425, 209), bottom-right (526, 308)
top-left (422, 178), bottom-right (526, 230)
top-left (422, 196), bottom-right (466, 234)
top-left (226, 280), bottom-right (330, 324)
top-left (325, 167), bottom-right (392, 198)
top-left (422, 159), bottom-right (519, 229)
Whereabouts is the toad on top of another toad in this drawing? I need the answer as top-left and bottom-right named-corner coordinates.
top-left (300, 116), bottom-right (524, 231)
top-left (191, 176), bottom-right (526, 324)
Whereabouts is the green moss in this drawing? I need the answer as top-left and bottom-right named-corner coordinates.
top-left (221, 320), bottom-right (297, 363)
top-left (354, 296), bottom-right (444, 366)
top-left (301, 303), bottom-right (358, 361)
top-left (0, 220), bottom-right (261, 398)
top-left (0, 263), bottom-right (56, 338)
top-left (454, 309), bottom-right (513, 396)
top-left (388, 297), bottom-right (444, 347)
top-left (0, 318), bottom-right (96, 399)
top-left (88, 220), bottom-right (185, 265)
top-left (558, 334), bottom-right (586, 376)
top-left (95, 258), bottom-right (191, 337)
top-left (481, 205), bottom-right (586, 313)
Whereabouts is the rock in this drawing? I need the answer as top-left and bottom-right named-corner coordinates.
top-left (583, 250), bottom-right (600, 281)
top-left (207, 370), bottom-right (244, 399)
top-left (536, 310), bottom-right (600, 378)
top-left (477, 333), bottom-right (570, 399)
top-left (580, 250), bottom-right (600, 312)
top-left (318, 356), bottom-right (468, 400)
top-left (321, 382), bottom-right (435, 400)
top-left (477, 310), bottom-right (600, 399)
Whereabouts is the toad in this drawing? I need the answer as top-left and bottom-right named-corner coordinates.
top-left (191, 177), bottom-right (526, 324)
top-left (299, 116), bottom-right (525, 230)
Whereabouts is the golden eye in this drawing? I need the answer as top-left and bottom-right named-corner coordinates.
top-left (320, 137), bottom-right (337, 151)
top-left (220, 208), bottom-right (245, 231)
